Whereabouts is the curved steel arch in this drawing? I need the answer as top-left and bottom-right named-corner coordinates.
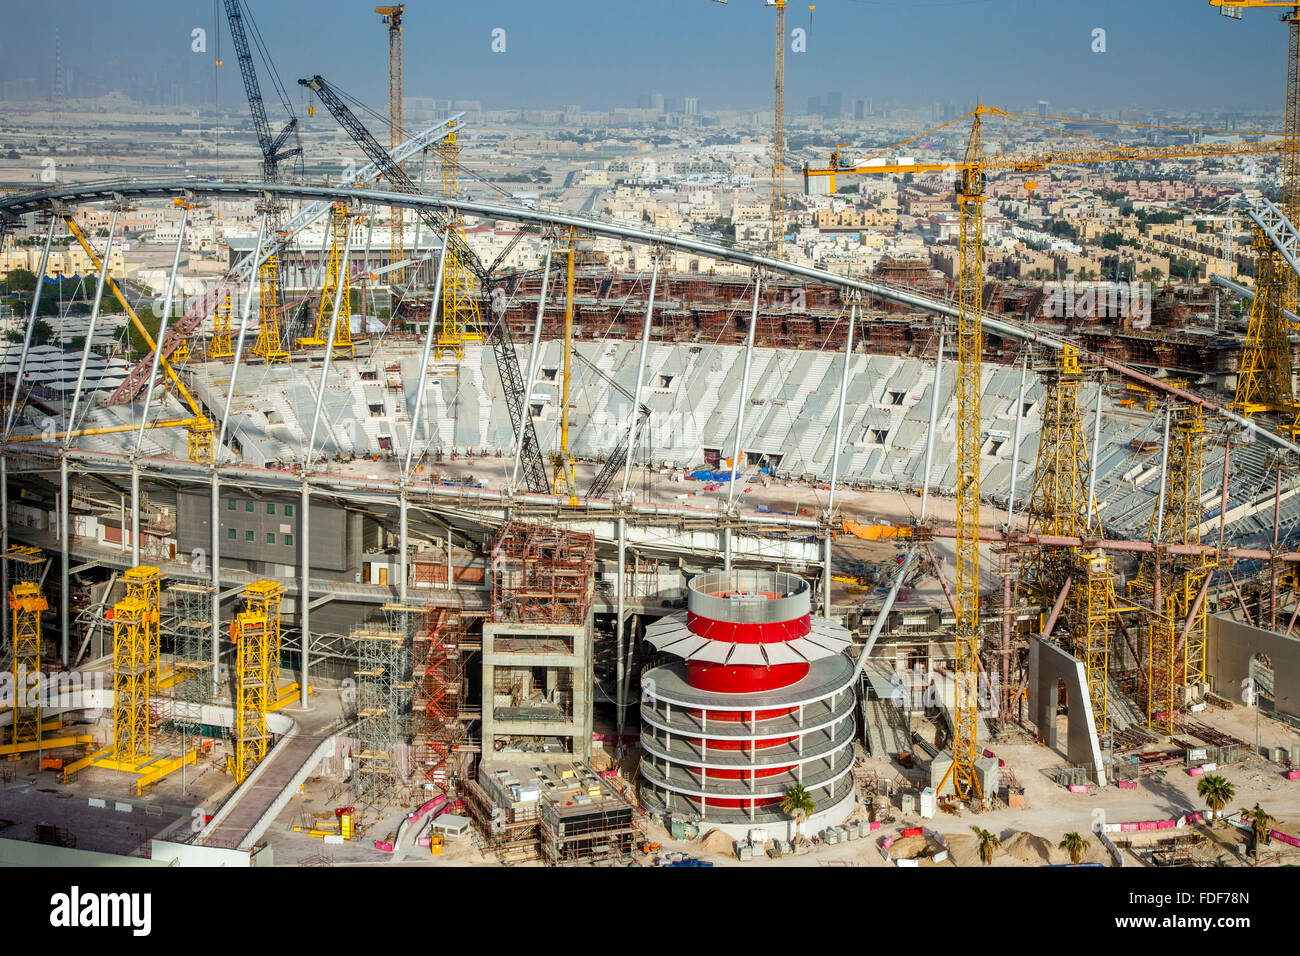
top-left (3, 177), bottom-right (1295, 457)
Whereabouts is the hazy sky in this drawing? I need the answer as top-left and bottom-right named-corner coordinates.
top-left (0, 0), bottom-right (1290, 117)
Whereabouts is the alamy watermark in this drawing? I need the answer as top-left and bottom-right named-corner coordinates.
top-left (1043, 279), bottom-right (1151, 324)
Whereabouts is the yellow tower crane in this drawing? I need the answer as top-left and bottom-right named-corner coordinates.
top-left (806, 105), bottom-right (1286, 801)
top-left (1210, 2), bottom-right (1300, 433)
top-left (377, 5), bottom-right (406, 286)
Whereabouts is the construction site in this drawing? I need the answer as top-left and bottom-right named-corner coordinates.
top-left (2, 0), bottom-right (1300, 874)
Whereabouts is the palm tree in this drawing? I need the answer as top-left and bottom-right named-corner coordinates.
top-left (1059, 832), bottom-right (1090, 865)
top-left (780, 784), bottom-right (816, 846)
top-left (971, 826), bottom-right (1000, 865)
top-left (1196, 775), bottom-right (1235, 823)
top-left (1240, 803), bottom-right (1275, 859)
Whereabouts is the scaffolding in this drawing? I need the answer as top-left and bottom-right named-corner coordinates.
top-left (538, 778), bottom-right (639, 867)
top-left (463, 773), bottom-right (542, 865)
top-left (7, 582), bottom-right (46, 746)
top-left (112, 596), bottom-right (153, 762)
top-left (295, 202), bottom-right (355, 358)
top-left (251, 251), bottom-right (289, 363)
top-left (412, 605), bottom-right (469, 794)
top-left (490, 522), bottom-right (596, 625)
top-left (351, 609), bottom-right (413, 806)
top-left (168, 583), bottom-right (214, 726)
top-left (231, 611), bottom-right (269, 784)
top-left (4, 546), bottom-right (44, 584)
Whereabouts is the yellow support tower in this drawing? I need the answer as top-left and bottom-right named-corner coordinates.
top-left (1076, 551), bottom-right (1114, 734)
top-left (1023, 345), bottom-right (1092, 598)
top-left (1169, 406), bottom-right (1214, 695)
top-left (243, 579), bottom-right (297, 709)
top-left (209, 291), bottom-right (234, 358)
top-left (111, 596), bottom-right (153, 762)
top-left (552, 227), bottom-right (579, 504)
top-left (8, 582), bottom-right (46, 746)
top-left (936, 111), bottom-right (985, 804)
top-left (1137, 404), bottom-right (1214, 734)
top-left (231, 611), bottom-right (269, 784)
top-left (436, 120), bottom-right (484, 360)
top-left (252, 251), bottom-right (289, 363)
top-left (61, 591), bottom-right (196, 792)
top-left (1022, 345), bottom-right (1116, 732)
top-left (295, 203), bottom-right (354, 358)
top-left (1231, 229), bottom-right (1298, 431)
top-left (124, 565), bottom-right (162, 667)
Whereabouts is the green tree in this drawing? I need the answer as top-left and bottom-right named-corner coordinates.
top-left (2, 319), bottom-right (53, 345)
top-left (1197, 775), bottom-right (1235, 823)
top-left (4, 268), bottom-right (37, 293)
top-left (971, 826), bottom-right (1000, 865)
top-left (1058, 832), bottom-right (1090, 865)
top-left (780, 784), bottom-right (816, 846)
top-left (121, 306), bottom-right (162, 358)
top-left (1240, 803), bottom-right (1275, 858)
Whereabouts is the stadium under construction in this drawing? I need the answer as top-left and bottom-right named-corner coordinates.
top-left (2, 4), bottom-right (1300, 870)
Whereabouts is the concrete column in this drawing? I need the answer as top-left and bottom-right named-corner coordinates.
top-left (398, 483), bottom-right (408, 602)
top-left (1, 456), bottom-right (7, 650)
top-left (616, 515), bottom-right (627, 736)
top-left (1005, 353), bottom-right (1029, 529)
top-left (621, 259), bottom-right (660, 498)
top-left (300, 481), bottom-right (311, 707)
top-left (918, 331), bottom-right (944, 523)
top-left (60, 454), bottom-right (69, 664)
top-left (446, 527), bottom-right (453, 590)
top-left (2, 215), bottom-right (55, 651)
top-left (727, 272), bottom-right (763, 509)
top-left (210, 470), bottom-right (220, 696)
top-left (130, 458), bottom-right (140, 566)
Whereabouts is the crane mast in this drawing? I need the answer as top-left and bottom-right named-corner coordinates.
top-left (770, 0), bottom-right (786, 258)
top-left (938, 111), bottom-right (984, 804)
top-left (377, 6), bottom-right (406, 286)
top-left (223, 0), bottom-right (299, 363)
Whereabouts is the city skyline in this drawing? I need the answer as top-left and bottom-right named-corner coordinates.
top-left (0, 0), bottom-right (1292, 119)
